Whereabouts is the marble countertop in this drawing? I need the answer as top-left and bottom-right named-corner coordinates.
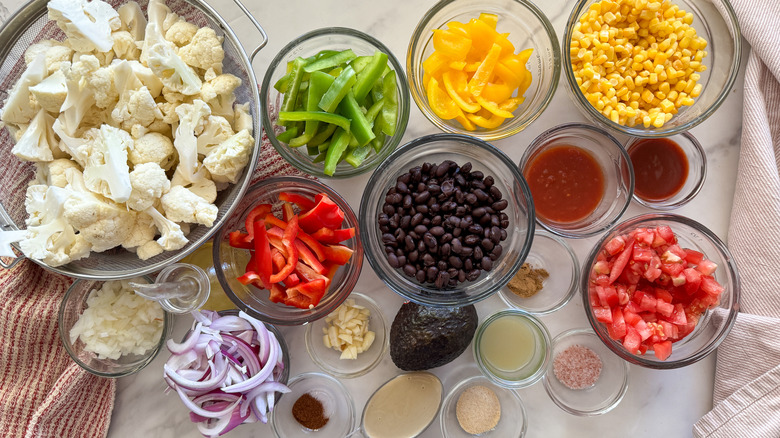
top-left (0, 0), bottom-right (747, 436)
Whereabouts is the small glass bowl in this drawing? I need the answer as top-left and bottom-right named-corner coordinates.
top-left (543, 328), bottom-right (629, 416)
top-left (625, 131), bottom-right (707, 210)
top-left (440, 374), bottom-right (527, 437)
top-left (407, 0), bottom-right (560, 140)
top-left (581, 214), bottom-right (740, 369)
top-left (563, 0), bottom-right (742, 138)
top-left (304, 292), bottom-right (389, 378)
top-left (361, 372), bottom-right (443, 438)
top-left (359, 133), bottom-right (535, 307)
top-left (499, 230), bottom-right (579, 315)
top-left (473, 310), bottom-right (551, 389)
top-left (260, 27), bottom-right (410, 178)
top-left (213, 176), bottom-right (363, 326)
top-left (519, 123), bottom-right (634, 239)
top-left (270, 372), bottom-right (356, 438)
top-left (58, 277), bottom-right (172, 378)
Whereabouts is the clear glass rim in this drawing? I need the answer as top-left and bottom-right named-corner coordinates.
top-left (473, 309), bottom-right (552, 389)
top-left (562, 0), bottom-right (743, 138)
top-left (542, 328), bottom-right (629, 416)
top-left (625, 131), bottom-right (708, 210)
top-left (260, 27), bottom-right (411, 179)
top-left (213, 176), bottom-right (364, 326)
top-left (579, 213), bottom-right (741, 369)
top-left (57, 277), bottom-right (172, 378)
top-left (359, 133), bottom-right (536, 307)
top-left (303, 292), bottom-right (389, 379)
top-left (439, 374), bottom-right (528, 437)
top-left (519, 122), bottom-right (635, 239)
top-left (407, 0), bottom-right (561, 140)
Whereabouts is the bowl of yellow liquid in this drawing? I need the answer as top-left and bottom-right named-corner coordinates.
top-left (180, 241), bottom-right (237, 312)
top-left (474, 309), bottom-right (551, 389)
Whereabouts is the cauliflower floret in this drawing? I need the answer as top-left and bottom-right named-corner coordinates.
top-left (81, 124), bottom-right (133, 203)
top-left (178, 27), bottom-right (224, 72)
top-left (197, 115), bottom-right (234, 156)
top-left (58, 56), bottom-right (100, 136)
top-left (200, 73), bottom-right (241, 118)
top-left (62, 168), bottom-right (135, 253)
top-left (24, 40), bottom-right (74, 75)
top-left (144, 21), bottom-right (202, 96)
top-left (174, 99), bottom-right (211, 183)
top-left (86, 65), bottom-right (118, 109)
top-left (112, 86), bottom-right (163, 130)
top-left (137, 240), bottom-right (164, 260)
top-left (165, 20), bottom-right (198, 47)
top-left (47, 0), bottom-right (121, 53)
top-left (29, 70), bottom-right (68, 113)
top-left (117, 2), bottom-right (146, 42)
top-left (129, 132), bottom-right (176, 170)
top-left (125, 60), bottom-right (163, 98)
top-left (160, 185), bottom-right (218, 227)
top-left (171, 167), bottom-right (217, 204)
top-left (203, 129), bottom-right (253, 184)
top-left (232, 102), bottom-right (253, 135)
top-left (144, 206), bottom-right (187, 251)
top-left (121, 211), bottom-right (156, 250)
top-left (11, 109), bottom-right (59, 162)
top-left (36, 158), bottom-right (82, 188)
top-left (127, 162), bottom-right (171, 211)
top-left (1, 52), bottom-right (46, 126)
top-left (112, 30), bottom-right (140, 60)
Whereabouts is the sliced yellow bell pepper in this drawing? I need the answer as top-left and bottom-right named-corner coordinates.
top-left (479, 13), bottom-right (498, 29)
top-left (466, 112), bottom-right (506, 129)
top-left (468, 43), bottom-right (502, 97)
top-left (443, 70), bottom-right (481, 113)
top-left (475, 95), bottom-right (515, 118)
top-left (495, 61), bottom-right (523, 88)
top-left (518, 70), bottom-right (533, 96)
top-left (432, 29), bottom-right (472, 61)
top-left (446, 21), bottom-right (471, 38)
top-left (454, 108), bottom-right (477, 131)
top-left (481, 82), bottom-right (514, 104)
top-left (499, 96), bottom-right (525, 112)
top-left (422, 51), bottom-right (449, 77)
top-left (427, 77), bottom-right (461, 120)
top-left (449, 61), bottom-right (467, 70)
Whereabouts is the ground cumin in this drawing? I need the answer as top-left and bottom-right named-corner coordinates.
top-left (507, 263), bottom-right (549, 298)
top-left (292, 392), bottom-right (329, 430)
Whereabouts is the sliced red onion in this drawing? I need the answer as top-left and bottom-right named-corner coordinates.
top-left (195, 413), bottom-right (231, 438)
top-left (209, 315), bottom-right (253, 332)
top-left (220, 334), bottom-right (260, 375)
top-left (175, 386), bottom-right (241, 419)
top-left (221, 333), bottom-right (278, 394)
top-left (164, 355), bottom-right (228, 392)
top-left (239, 311), bottom-right (272, 365)
top-left (168, 323), bottom-right (203, 354)
top-left (191, 310), bottom-right (212, 326)
top-left (236, 330), bottom-right (254, 346)
top-left (166, 349), bottom-right (199, 370)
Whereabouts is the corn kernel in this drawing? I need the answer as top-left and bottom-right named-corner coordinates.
top-left (690, 83), bottom-right (702, 97)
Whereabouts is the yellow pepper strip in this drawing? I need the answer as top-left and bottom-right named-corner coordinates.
top-left (480, 82), bottom-right (514, 104)
top-left (465, 18), bottom-right (498, 58)
top-left (494, 62), bottom-right (522, 88)
top-left (499, 96), bottom-right (525, 112)
top-left (422, 52), bottom-right (448, 77)
top-left (479, 13), bottom-right (498, 29)
top-left (516, 48), bottom-right (534, 64)
top-left (443, 70), bottom-right (481, 113)
top-left (449, 61), bottom-right (467, 70)
top-left (468, 43), bottom-right (502, 97)
top-left (475, 95), bottom-right (515, 118)
top-left (517, 70), bottom-right (533, 96)
top-left (466, 112), bottom-right (505, 129)
top-left (464, 61), bottom-right (481, 72)
top-left (454, 108), bottom-right (476, 131)
top-left (432, 29), bottom-right (472, 61)
top-left (427, 77), bottom-right (461, 120)
top-left (446, 21), bottom-right (471, 38)
top-left (493, 33), bottom-right (515, 57)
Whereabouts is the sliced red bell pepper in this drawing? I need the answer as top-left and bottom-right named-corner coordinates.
top-left (287, 279), bottom-right (327, 307)
top-left (311, 227), bottom-right (356, 244)
top-left (298, 195), bottom-right (345, 233)
top-left (237, 271), bottom-right (262, 286)
top-left (284, 273), bottom-right (301, 287)
top-left (253, 220), bottom-right (273, 289)
top-left (282, 288), bottom-right (313, 309)
top-left (269, 284), bottom-right (287, 303)
top-left (268, 234), bottom-right (288, 258)
top-left (270, 248), bottom-right (287, 272)
top-left (295, 262), bottom-right (332, 289)
top-left (282, 202), bottom-right (295, 222)
top-left (246, 252), bottom-right (257, 273)
top-left (322, 244), bottom-right (354, 265)
top-left (279, 192), bottom-right (315, 211)
top-left (294, 239), bottom-right (327, 274)
top-left (243, 204), bottom-right (272, 242)
top-left (229, 231), bottom-right (253, 249)
top-left (266, 215), bottom-right (326, 261)
top-left (269, 216), bottom-right (299, 283)
top-left (324, 261), bottom-right (340, 282)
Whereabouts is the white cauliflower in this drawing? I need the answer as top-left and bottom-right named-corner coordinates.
top-left (24, 40), bottom-right (74, 75)
top-left (197, 115), bottom-right (234, 156)
top-left (144, 18), bottom-right (202, 96)
top-left (137, 240), bottom-right (164, 260)
top-left (112, 86), bottom-right (163, 130)
top-left (52, 118), bottom-right (87, 164)
top-left (161, 185), bottom-right (218, 227)
top-left (125, 60), bottom-right (163, 98)
top-left (1, 52), bottom-right (46, 126)
top-left (85, 64), bottom-right (118, 109)
top-left (47, 0), bottom-right (121, 53)
top-left (20, 184), bottom-right (91, 267)
top-left (58, 56), bottom-right (100, 136)
top-left (29, 70), bottom-right (68, 113)
top-left (179, 27), bottom-right (224, 72)
top-left (112, 30), bottom-right (140, 60)
top-left (233, 102), bottom-right (253, 135)
top-left (11, 109), bottom-right (58, 162)
top-left (121, 210), bottom-right (156, 251)
top-left (117, 2), bottom-right (146, 42)
top-left (35, 158), bottom-right (82, 188)
top-left (171, 167), bottom-right (217, 204)
top-left (144, 206), bottom-right (187, 251)
top-left (200, 74), bottom-right (241, 118)
top-left (129, 132), bottom-right (176, 170)
top-left (127, 162), bottom-right (171, 211)
top-left (203, 129), bottom-right (253, 184)
top-left (81, 124), bottom-right (134, 203)
top-left (62, 168), bottom-right (135, 252)
top-left (165, 20), bottom-right (197, 47)
top-left (173, 99), bottom-right (211, 183)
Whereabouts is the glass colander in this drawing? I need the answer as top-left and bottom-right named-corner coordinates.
top-left (0, 0), bottom-right (266, 279)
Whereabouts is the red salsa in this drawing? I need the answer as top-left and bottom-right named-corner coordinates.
top-left (524, 145), bottom-right (605, 223)
top-left (628, 138), bottom-right (688, 201)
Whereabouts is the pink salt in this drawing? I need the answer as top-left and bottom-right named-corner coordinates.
top-left (553, 344), bottom-right (602, 390)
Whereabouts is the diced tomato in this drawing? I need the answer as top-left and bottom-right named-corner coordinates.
top-left (684, 249), bottom-right (704, 264)
top-left (623, 327), bottom-right (641, 354)
top-left (643, 256), bottom-right (662, 282)
top-left (609, 239), bottom-right (634, 284)
top-left (700, 275), bottom-right (724, 296)
top-left (696, 259), bottom-right (718, 276)
top-left (607, 307), bottom-right (627, 340)
top-left (659, 320), bottom-right (679, 340)
top-left (661, 261), bottom-right (685, 276)
top-left (639, 293), bottom-right (657, 313)
top-left (652, 340), bottom-right (673, 361)
top-left (632, 245), bottom-right (654, 262)
top-left (656, 226), bottom-right (676, 244)
top-left (634, 319), bottom-right (652, 341)
top-left (604, 236), bottom-right (626, 255)
top-left (665, 244), bottom-right (687, 260)
top-left (655, 288), bottom-right (673, 303)
top-left (594, 274), bottom-right (610, 286)
top-left (623, 309), bottom-right (641, 326)
top-left (634, 229), bottom-right (654, 246)
top-left (594, 307), bottom-right (613, 324)
top-left (656, 300), bottom-right (674, 318)
top-left (596, 286), bottom-right (618, 307)
top-left (594, 260), bottom-right (610, 275)
top-left (683, 268), bottom-right (702, 294)
top-left (624, 301), bottom-right (642, 316)
top-left (667, 303), bottom-right (687, 325)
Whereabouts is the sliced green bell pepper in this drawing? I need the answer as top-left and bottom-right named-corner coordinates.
top-left (304, 49), bottom-right (357, 73)
top-left (338, 91), bottom-right (375, 146)
top-left (323, 128), bottom-right (350, 176)
top-left (276, 126), bottom-right (299, 143)
top-left (353, 51), bottom-right (389, 103)
top-left (377, 70), bottom-right (398, 136)
top-left (278, 111), bottom-right (351, 132)
top-left (289, 71), bottom-right (335, 147)
top-left (318, 66), bottom-right (356, 113)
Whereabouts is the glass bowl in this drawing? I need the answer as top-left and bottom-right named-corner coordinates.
top-left (499, 230), bottom-right (579, 315)
top-left (519, 123), bottom-right (634, 239)
top-left (304, 292), bottom-right (389, 378)
top-left (359, 133), bottom-right (535, 307)
top-left (260, 27), bottom-right (410, 179)
top-left (543, 328), bottom-right (629, 416)
top-left (440, 374), bottom-right (527, 437)
top-left (361, 372), bottom-right (443, 438)
top-left (213, 176), bottom-right (363, 326)
top-left (563, 0), bottom-right (742, 137)
top-left (270, 372), bottom-right (356, 438)
top-left (58, 277), bottom-right (172, 378)
top-left (581, 213), bottom-right (740, 369)
top-left (407, 0), bottom-right (560, 140)
top-left (625, 131), bottom-right (707, 210)
top-left (473, 310), bottom-right (551, 389)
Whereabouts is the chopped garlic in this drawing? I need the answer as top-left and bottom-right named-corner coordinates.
top-left (322, 298), bottom-right (375, 360)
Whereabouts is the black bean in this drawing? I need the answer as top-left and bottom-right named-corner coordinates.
top-left (417, 241), bottom-right (426, 252)
top-left (479, 215), bottom-right (492, 226)
top-left (456, 190), bottom-right (466, 203)
top-left (411, 213), bottom-right (423, 227)
top-left (430, 226), bottom-right (445, 236)
top-left (471, 170), bottom-right (484, 180)
top-left (430, 203), bottom-right (441, 214)
top-left (464, 235), bottom-right (480, 246)
top-left (400, 215), bottom-right (411, 229)
top-left (378, 214), bottom-right (389, 225)
top-left (455, 174), bottom-right (466, 187)
top-left (489, 186), bottom-right (502, 200)
top-left (441, 180), bottom-right (454, 196)
top-left (461, 162), bottom-right (472, 173)
top-left (460, 247), bottom-right (473, 257)
top-left (396, 181), bottom-right (408, 193)
top-left (472, 207), bottom-right (487, 217)
top-left (435, 162), bottom-right (449, 177)
top-left (500, 229), bottom-right (507, 241)
top-left (468, 224), bottom-right (483, 235)
top-left (481, 257), bottom-right (493, 271)
top-left (481, 238), bottom-right (494, 251)
top-left (442, 201), bottom-right (456, 212)
top-left (473, 247), bottom-right (483, 261)
top-left (467, 269), bottom-right (481, 281)
top-left (411, 167), bottom-right (422, 182)
top-left (382, 233), bottom-right (396, 246)
top-left (395, 229), bottom-right (406, 241)
top-left (434, 271), bottom-right (448, 289)
top-left (491, 245), bottom-right (502, 258)
top-left (414, 224), bottom-right (427, 235)
top-left (452, 227), bottom-right (462, 237)
top-left (404, 235), bottom-right (414, 251)
top-left (491, 215), bottom-right (500, 227)
top-left (465, 193), bottom-right (478, 204)
top-left (484, 175), bottom-right (494, 187)
top-left (473, 189), bottom-right (488, 202)
top-left (409, 250), bottom-right (419, 263)
top-left (389, 214), bottom-right (400, 228)
top-left (416, 270), bottom-right (426, 282)
top-left (416, 204), bottom-right (429, 214)
top-left (448, 256), bottom-right (463, 269)
top-left (440, 243), bottom-right (451, 256)
top-left (437, 260), bottom-right (448, 271)
top-left (501, 218), bottom-right (510, 228)
top-left (422, 162), bottom-right (431, 173)
top-left (492, 199), bottom-right (508, 211)
top-left (464, 259), bottom-right (473, 271)
top-left (448, 216), bottom-right (461, 228)
top-left (380, 225), bottom-right (389, 233)
top-left (403, 264), bottom-right (416, 276)
top-left (403, 194), bottom-right (413, 209)
top-left (460, 216), bottom-right (473, 229)
top-left (431, 215), bottom-right (442, 226)
top-left (422, 218), bottom-right (431, 226)
top-left (397, 255), bottom-right (407, 266)
top-left (458, 270), bottom-right (466, 283)
top-left (382, 204), bottom-right (395, 215)
top-left (441, 233), bottom-right (453, 244)
top-left (414, 191), bottom-right (430, 204)
top-left (452, 238), bottom-right (462, 254)
top-left (455, 205), bottom-right (467, 216)
top-left (385, 246), bottom-right (394, 254)
top-left (424, 233), bottom-right (437, 247)
top-left (489, 253), bottom-right (498, 261)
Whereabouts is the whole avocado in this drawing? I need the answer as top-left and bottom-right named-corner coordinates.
top-left (390, 301), bottom-right (478, 371)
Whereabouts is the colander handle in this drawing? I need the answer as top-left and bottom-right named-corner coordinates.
top-left (232, 0), bottom-right (268, 61)
top-left (0, 254), bottom-right (23, 270)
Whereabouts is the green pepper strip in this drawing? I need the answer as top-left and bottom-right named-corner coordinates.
top-left (378, 70), bottom-right (398, 136)
top-left (278, 111), bottom-right (351, 132)
top-left (338, 91), bottom-right (375, 146)
top-left (289, 71), bottom-right (335, 147)
top-left (323, 128), bottom-right (350, 176)
top-left (304, 49), bottom-right (357, 73)
top-left (274, 72), bottom-right (292, 93)
top-left (371, 123), bottom-right (386, 153)
top-left (308, 124), bottom-right (337, 147)
top-left (304, 49), bottom-right (339, 64)
top-left (345, 145), bottom-right (373, 168)
top-left (317, 140), bottom-right (331, 153)
top-left (318, 66), bottom-right (356, 113)
top-left (306, 145), bottom-right (319, 156)
top-left (312, 151), bottom-right (327, 163)
top-left (276, 126), bottom-right (299, 143)
top-left (353, 51), bottom-right (389, 103)
top-left (365, 100), bottom-right (384, 124)
top-left (280, 57), bottom-right (307, 126)
top-left (349, 55), bottom-right (372, 73)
